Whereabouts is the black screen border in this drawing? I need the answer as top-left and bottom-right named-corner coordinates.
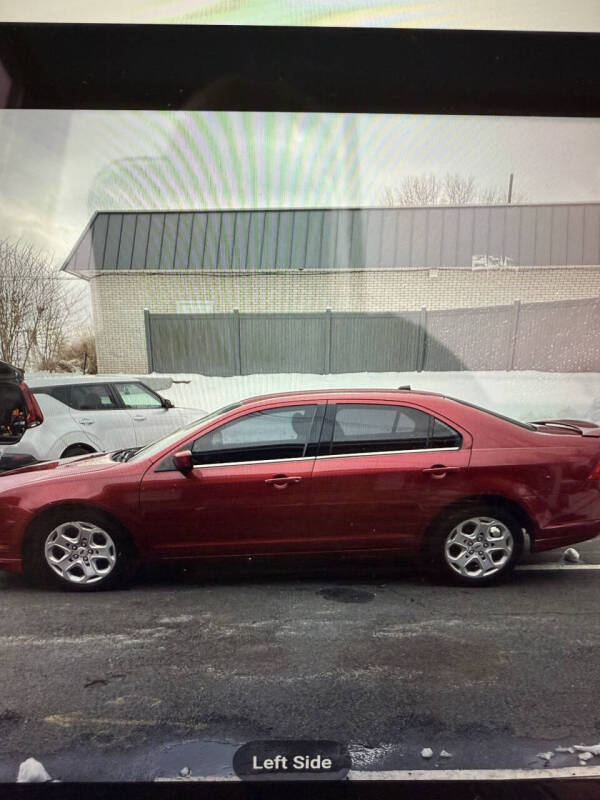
top-left (0, 23), bottom-right (599, 116)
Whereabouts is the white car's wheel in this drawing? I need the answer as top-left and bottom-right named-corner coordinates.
top-left (60, 444), bottom-right (95, 458)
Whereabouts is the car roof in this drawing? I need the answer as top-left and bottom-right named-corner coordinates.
top-left (241, 388), bottom-right (444, 405)
top-left (26, 375), bottom-right (146, 388)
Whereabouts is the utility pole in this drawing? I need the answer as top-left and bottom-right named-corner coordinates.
top-left (507, 173), bottom-right (514, 204)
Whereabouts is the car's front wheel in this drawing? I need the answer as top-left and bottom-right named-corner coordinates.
top-left (23, 509), bottom-right (136, 591)
top-left (426, 505), bottom-right (523, 586)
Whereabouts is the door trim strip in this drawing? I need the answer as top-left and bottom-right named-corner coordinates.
top-left (189, 446), bottom-right (461, 470)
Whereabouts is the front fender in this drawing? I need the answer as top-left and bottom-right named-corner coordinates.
top-left (0, 462), bottom-right (146, 557)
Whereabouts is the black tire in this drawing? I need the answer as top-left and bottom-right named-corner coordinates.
top-left (60, 444), bottom-right (95, 458)
top-left (423, 504), bottom-right (524, 587)
top-left (22, 507), bottom-right (137, 592)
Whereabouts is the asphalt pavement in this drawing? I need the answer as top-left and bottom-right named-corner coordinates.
top-left (1, 539), bottom-right (600, 782)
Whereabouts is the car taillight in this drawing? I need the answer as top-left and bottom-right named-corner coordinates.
top-left (20, 383), bottom-right (44, 428)
top-left (588, 460), bottom-right (600, 480)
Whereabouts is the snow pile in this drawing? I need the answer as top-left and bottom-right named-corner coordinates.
top-left (574, 745), bottom-right (600, 756)
top-left (563, 548), bottom-right (582, 564)
top-left (25, 372), bottom-right (172, 393)
top-left (534, 743), bottom-right (600, 766)
top-left (151, 370), bottom-right (600, 424)
top-left (17, 758), bottom-right (51, 783)
top-left (348, 743), bottom-right (395, 769)
top-left (419, 747), bottom-right (452, 760)
top-left (26, 368), bottom-right (600, 423)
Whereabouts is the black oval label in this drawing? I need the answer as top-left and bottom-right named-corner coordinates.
top-left (233, 740), bottom-right (350, 781)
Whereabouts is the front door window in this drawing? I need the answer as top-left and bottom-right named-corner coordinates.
top-left (115, 382), bottom-right (163, 408)
top-left (191, 404), bottom-right (317, 465)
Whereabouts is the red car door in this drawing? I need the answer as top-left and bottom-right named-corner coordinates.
top-left (140, 403), bottom-right (324, 558)
top-left (309, 401), bottom-right (471, 553)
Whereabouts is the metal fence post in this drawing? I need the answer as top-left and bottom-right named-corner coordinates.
top-left (143, 308), bottom-right (154, 373)
top-left (417, 306), bottom-right (427, 372)
top-left (233, 308), bottom-right (242, 375)
top-left (324, 308), bottom-right (332, 374)
top-left (507, 299), bottom-right (521, 371)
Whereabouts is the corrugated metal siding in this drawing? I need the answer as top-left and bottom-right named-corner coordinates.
top-left (63, 203), bottom-right (600, 272)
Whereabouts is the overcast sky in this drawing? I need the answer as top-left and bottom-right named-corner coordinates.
top-left (1, 110), bottom-right (599, 268)
top-left (1, 0), bottom-right (599, 32)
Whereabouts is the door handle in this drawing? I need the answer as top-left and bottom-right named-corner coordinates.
top-left (77, 418), bottom-right (94, 425)
top-left (422, 465), bottom-right (462, 479)
top-left (132, 415), bottom-right (147, 421)
top-left (265, 475), bottom-right (302, 488)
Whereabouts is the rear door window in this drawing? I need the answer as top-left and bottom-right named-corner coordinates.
top-left (430, 417), bottom-right (462, 448)
top-left (35, 385), bottom-right (73, 407)
top-left (328, 403), bottom-right (461, 455)
top-left (69, 384), bottom-right (118, 411)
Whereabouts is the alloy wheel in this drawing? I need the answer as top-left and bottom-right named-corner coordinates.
top-left (444, 516), bottom-right (514, 579)
top-left (44, 521), bottom-right (117, 585)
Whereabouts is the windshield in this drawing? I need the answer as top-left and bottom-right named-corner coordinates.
top-left (125, 402), bottom-right (241, 462)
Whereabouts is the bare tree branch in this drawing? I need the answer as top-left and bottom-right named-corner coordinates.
top-left (443, 173), bottom-right (476, 205)
top-left (478, 184), bottom-right (526, 204)
top-left (381, 173), bottom-right (526, 207)
top-left (393, 173), bottom-right (444, 206)
top-left (0, 238), bottom-right (86, 371)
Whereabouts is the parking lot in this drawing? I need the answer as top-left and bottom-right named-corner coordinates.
top-left (1, 539), bottom-right (600, 781)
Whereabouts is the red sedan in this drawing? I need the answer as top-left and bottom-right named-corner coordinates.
top-left (1, 388), bottom-right (599, 590)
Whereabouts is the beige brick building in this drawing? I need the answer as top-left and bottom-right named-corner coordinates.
top-left (62, 204), bottom-right (600, 374)
top-left (88, 267), bottom-right (599, 373)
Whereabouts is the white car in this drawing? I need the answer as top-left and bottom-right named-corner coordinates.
top-left (0, 374), bottom-right (206, 469)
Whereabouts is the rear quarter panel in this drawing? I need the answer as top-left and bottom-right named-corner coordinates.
top-left (20, 394), bottom-right (100, 459)
top-left (464, 417), bottom-right (600, 547)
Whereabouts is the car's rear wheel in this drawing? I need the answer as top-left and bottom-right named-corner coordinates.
top-left (425, 505), bottom-right (523, 586)
top-left (23, 509), bottom-right (136, 591)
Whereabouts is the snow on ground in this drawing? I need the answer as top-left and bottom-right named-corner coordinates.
top-left (153, 371), bottom-right (600, 424)
top-left (347, 743), bottom-right (396, 768)
top-left (23, 369), bottom-right (600, 423)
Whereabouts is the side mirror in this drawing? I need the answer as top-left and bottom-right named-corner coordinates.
top-left (161, 397), bottom-right (174, 409)
top-left (173, 449), bottom-right (193, 473)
